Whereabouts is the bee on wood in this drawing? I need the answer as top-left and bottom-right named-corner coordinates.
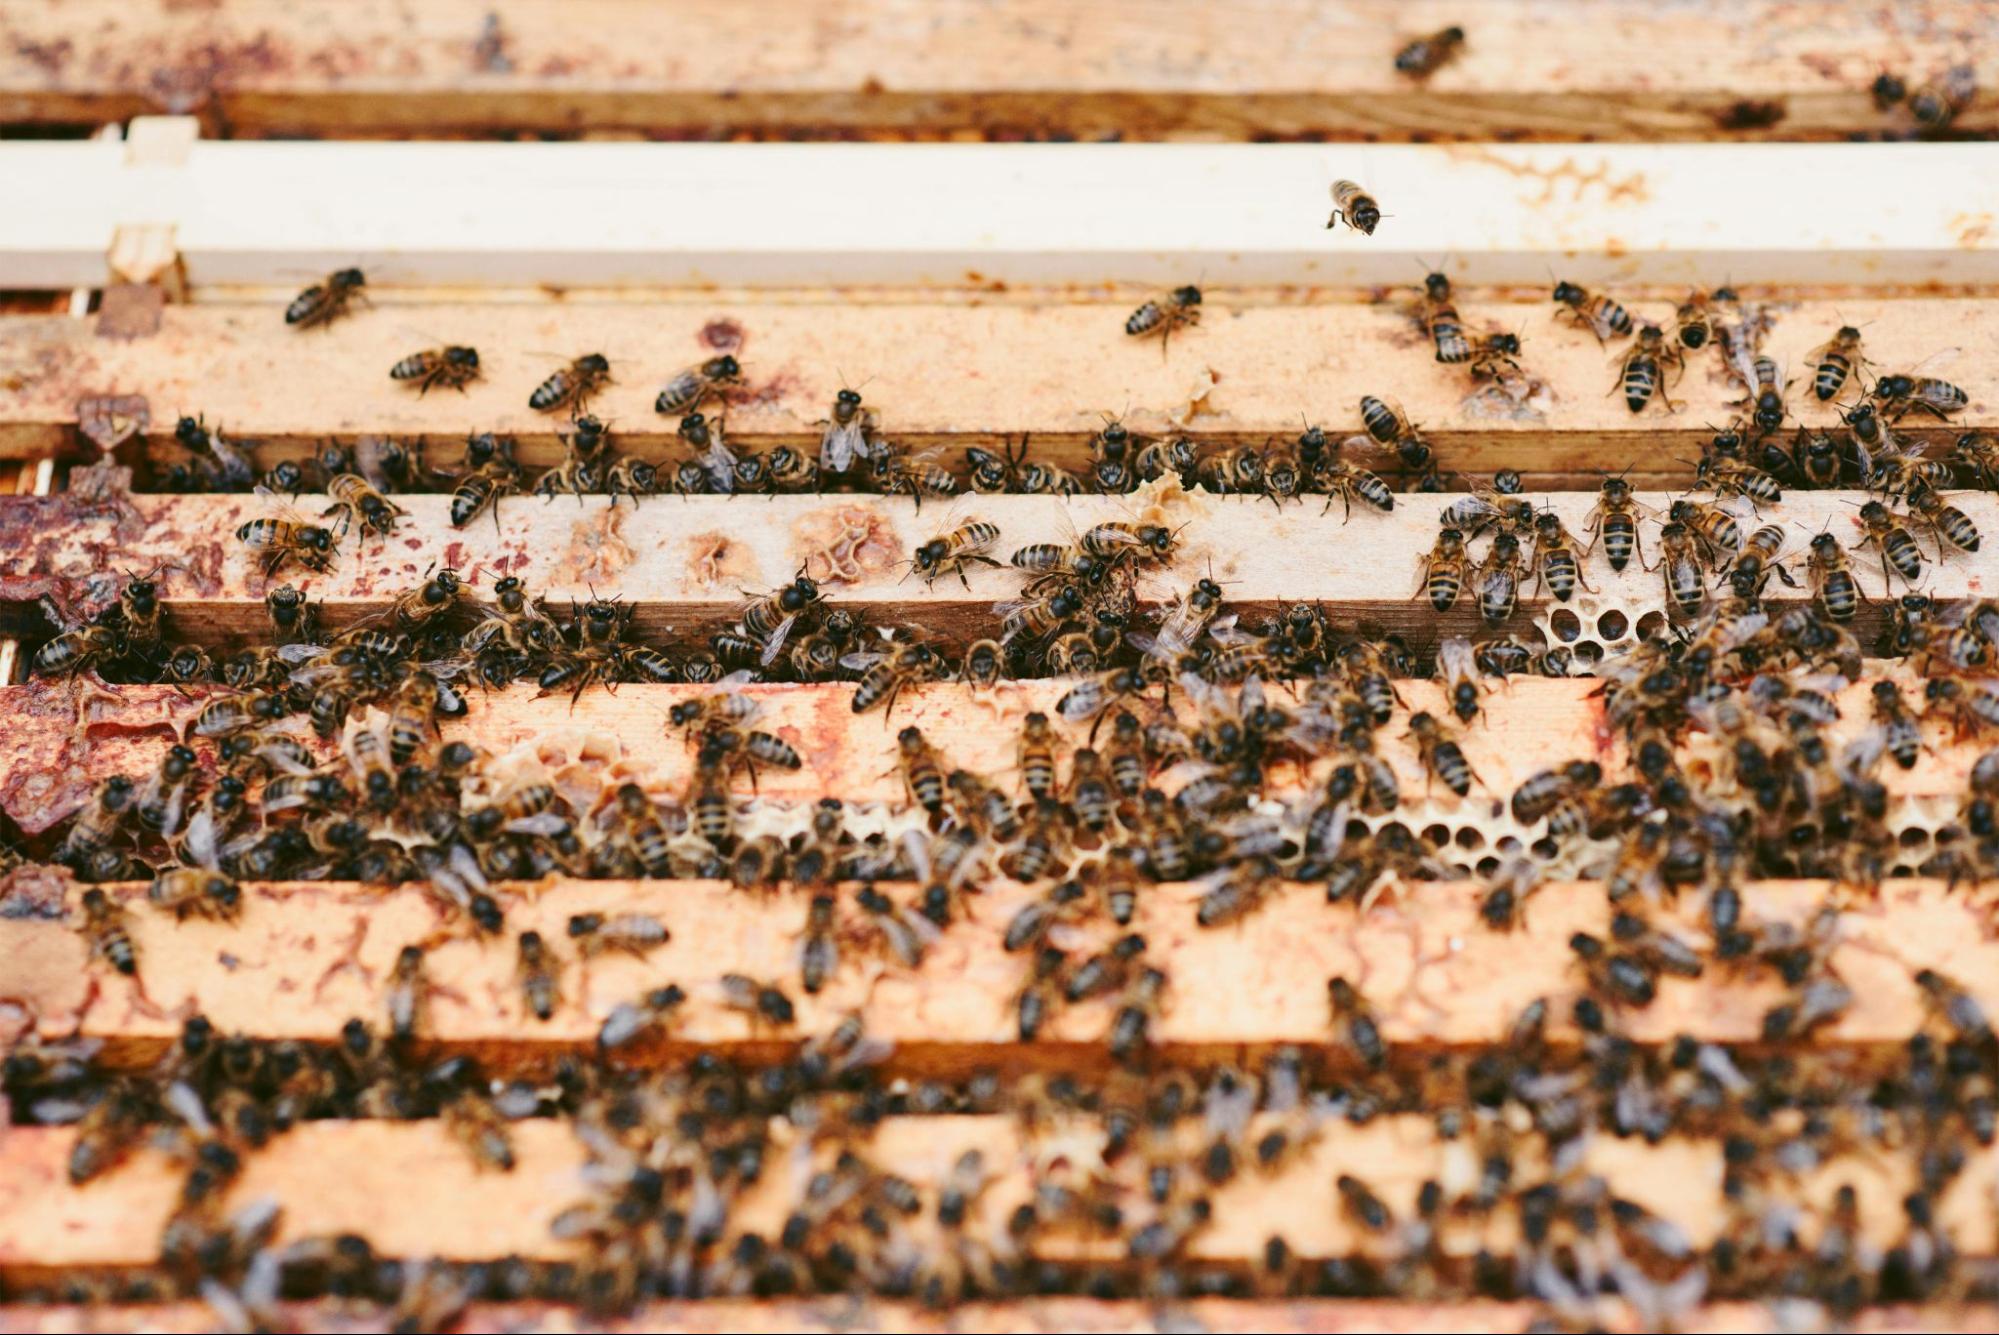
top-left (1056, 665), bottom-right (1149, 736)
top-left (959, 637), bottom-right (1005, 687)
top-left (598, 983), bottom-right (687, 1051)
top-left (1733, 354), bottom-right (1786, 435)
top-left (1580, 476), bottom-right (1643, 572)
top-left (1667, 498), bottom-right (1741, 567)
top-left (1320, 459), bottom-right (1394, 521)
top-left (528, 353), bottom-right (611, 414)
top-left (655, 354), bottom-right (743, 416)
top-left (1358, 394), bottom-right (1417, 447)
top-left (321, 473), bottom-right (406, 539)
top-left (1672, 290), bottom-right (1718, 350)
top-left (1651, 521), bottom-right (1706, 619)
top-left (1803, 325), bottom-right (1867, 401)
top-left (1125, 285), bottom-right (1202, 353)
top-left (817, 387), bottom-right (877, 477)
top-left (1435, 636), bottom-right (1482, 724)
top-left (1327, 976), bottom-right (1384, 1069)
top-left (448, 433), bottom-right (521, 531)
top-left (1614, 325), bottom-right (1683, 414)
top-left (147, 869), bottom-right (242, 922)
top-left (1904, 480), bottom-right (1981, 555)
top-left (1805, 530), bottom-right (1863, 622)
top-left (1909, 65), bottom-right (1977, 132)
top-left (77, 888), bottom-right (138, 976)
top-left (720, 973), bottom-right (796, 1028)
top-left (1869, 680), bottom-right (1922, 770)
top-left (567, 911), bottom-right (670, 960)
top-left (1394, 25), bottom-right (1464, 78)
top-left (1695, 454), bottom-right (1782, 506)
top-left (1016, 710), bottom-right (1060, 800)
top-left (798, 894), bottom-right (840, 994)
top-left (908, 520), bottom-right (1002, 590)
top-left (845, 641), bottom-right (942, 719)
top-left (1326, 179), bottom-right (1383, 235)
top-left (1418, 272), bottom-right (1471, 364)
top-left (1951, 431), bottom-right (1999, 489)
top-left (1406, 710), bottom-right (1478, 797)
top-left (285, 268), bottom-right (366, 329)
top-left (236, 510), bottom-right (338, 576)
top-left (1872, 367), bottom-right (1969, 421)
top-left (1552, 279), bottom-right (1632, 343)
top-left (1530, 511), bottom-right (1594, 602)
top-left (390, 345), bottom-right (480, 395)
top-left (31, 607), bottom-right (118, 680)
top-left (1415, 527), bottom-right (1469, 612)
top-left (896, 725), bottom-right (947, 812)
top-left (1468, 329), bottom-right (1527, 388)
top-left (1853, 498), bottom-right (1925, 587)
top-left (740, 573), bottom-right (821, 666)
top-left (1474, 531), bottom-right (1527, 624)
top-left (512, 930), bottom-right (562, 1021)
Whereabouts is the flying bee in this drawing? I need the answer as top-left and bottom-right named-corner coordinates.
top-left (1436, 636), bottom-right (1482, 725)
top-left (1321, 460), bottom-right (1395, 521)
top-left (1413, 527), bottom-right (1469, 612)
top-left (321, 473), bottom-right (406, 539)
top-left (1672, 290), bottom-right (1717, 350)
top-left (528, 353), bottom-right (611, 414)
top-left (817, 387), bottom-right (876, 477)
top-left (1474, 531), bottom-right (1527, 624)
top-left (1805, 531), bottom-right (1863, 622)
top-left (567, 911), bottom-right (670, 960)
top-left (390, 345), bottom-right (480, 395)
top-left (1803, 325), bottom-right (1866, 401)
top-left (909, 519), bottom-right (1002, 589)
top-left (78, 888), bottom-right (137, 976)
top-left (1652, 521), bottom-right (1706, 618)
top-left (1326, 179), bottom-right (1383, 234)
top-left (1407, 710), bottom-right (1478, 797)
top-left (1394, 25), bottom-right (1464, 76)
top-left (1853, 499), bottom-right (1924, 587)
top-left (1904, 480), bottom-right (1981, 555)
top-left (1530, 510), bottom-right (1593, 603)
top-left (655, 354), bottom-right (742, 415)
top-left (1872, 367), bottom-right (1969, 421)
top-left (147, 869), bottom-right (242, 923)
top-left (1585, 475), bottom-right (1643, 571)
top-left (236, 511), bottom-right (338, 576)
top-left (1417, 271), bottom-right (1470, 363)
top-left (285, 267), bottom-right (365, 328)
top-left (1552, 279), bottom-right (1632, 343)
top-left (1614, 324), bottom-right (1683, 414)
top-left (1125, 285), bottom-right (1202, 353)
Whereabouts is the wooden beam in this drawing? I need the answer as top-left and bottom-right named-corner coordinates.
top-left (4, 1300), bottom-right (1997, 1334)
top-left (4, 138), bottom-right (1998, 291)
top-left (2, 879), bottom-right (1989, 1069)
top-left (0, 1), bottom-right (1991, 143)
top-left (5, 1104), bottom-right (1998, 1278)
top-left (4, 297), bottom-right (1996, 472)
top-left (2, 490), bottom-right (1993, 652)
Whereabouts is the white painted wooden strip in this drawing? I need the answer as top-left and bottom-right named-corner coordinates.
top-left (3, 138), bottom-right (1996, 289)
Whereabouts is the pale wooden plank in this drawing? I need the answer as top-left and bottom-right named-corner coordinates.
top-left (2, 297), bottom-right (1994, 473)
top-left (0, 1), bottom-right (1992, 142)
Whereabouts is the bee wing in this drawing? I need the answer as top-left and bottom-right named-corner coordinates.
top-left (1437, 636), bottom-right (1476, 681)
top-left (700, 438), bottom-right (741, 493)
top-left (758, 613), bottom-right (800, 666)
top-left (837, 648), bottom-right (888, 672)
top-left (1900, 347), bottom-right (1961, 379)
top-left (181, 807), bottom-right (219, 871)
top-left (819, 421), bottom-right (862, 474)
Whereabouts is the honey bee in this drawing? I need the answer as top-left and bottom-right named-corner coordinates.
top-left (135, 743), bottom-right (199, 836)
top-left (997, 581), bottom-right (1086, 644)
top-left (449, 433), bottom-right (522, 530)
top-left (720, 973), bottom-right (796, 1028)
top-left (1326, 179), bottom-right (1383, 234)
top-left (1853, 499), bottom-right (1924, 587)
top-left (1804, 325), bottom-right (1866, 402)
top-left (528, 353), bottom-right (611, 414)
top-left (236, 512), bottom-right (338, 576)
top-left (1908, 65), bottom-right (1977, 132)
top-left (1394, 25), bottom-right (1464, 77)
top-left (31, 612), bottom-right (118, 679)
top-left (740, 573), bottom-right (821, 665)
top-left (597, 983), bottom-right (687, 1051)
top-left (1552, 279), bottom-right (1632, 343)
top-left (1358, 394), bottom-right (1417, 447)
top-left (1417, 272), bottom-right (1470, 364)
top-left (798, 893), bottom-right (840, 994)
top-left (147, 869), bottom-right (242, 922)
top-left (846, 640), bottom-right (941, 718)
top-left (1529, 510), bottom-right (1593, 603)
top-left (1584, 475), bottom-right (1643, 571)
top-left (655, 354), bottom-right (742, 415)
top-left (1407, 710), bottom-right (1478, 797)
top-left (1467, 330), bottom-right (1527, 388)
top-left (1398, 529), bottom-right (1467, 617)
top-left (1474, 531), bottom-right (1527, 624)
top-left (1672, 290), bottom-right (1718, 350)
top-left (390, 345), bottom-right (480, 394)
top-left (1904, 480), bottom-right (1981, 556)
top-left (959, 637), bottom-right (1005, 687)
top-left (1327, 976), bottom-right (1385, 1069)
top-left (1869, 680), bottom-right (1922, 770)
top-left (1056, 665), bottom-right (1148, 734)
top-left (1196, 443), bottom-right (1267, 498)
top-left (77, 888), bottom-right (138, 976)
top-left (511, 930), bottom-right (562, 1021)
top-left (1125, 285), bottom-right (1202, 353)
top-left (1652, 521), bottom-right (1706, 618)
top-left (1320, 459), bottom-right (1395, 521)
top-left (1805, 530), bottom-right (1863, 622)
top-left (1952, 431), bottom-right (1999, 490)
top-left (1435, 636), bottom-right (1482, 724)
top-left (1872, 367), bottom-right (1969, 421)
top-left (1668, 498), bottom-right (1743, 567)
top-left (1736, 354), bottom-right (1786, 435)
top-left (285, 267), bottom-right (366, 328)
top-left (817, 387), bottom-right (876, 477)
top-left (1108, 965), bottom-right (1167, 1064)
top-left (567, 911), bottom-right (670, 960)
top-left (1695, 454), bottom-right (1782, 506)
top-left (321, 472), bottom-right (406, 539)
top-left (1016, 711), bottom-right (1060, 799)
top-left (909, 519), bottom-right (1002, 588)
top-left (1614, 325), bottom-right (1683, 414)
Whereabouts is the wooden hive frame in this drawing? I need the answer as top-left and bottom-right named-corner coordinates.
top-left (5, 5), bottom-right (1999, 1332)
